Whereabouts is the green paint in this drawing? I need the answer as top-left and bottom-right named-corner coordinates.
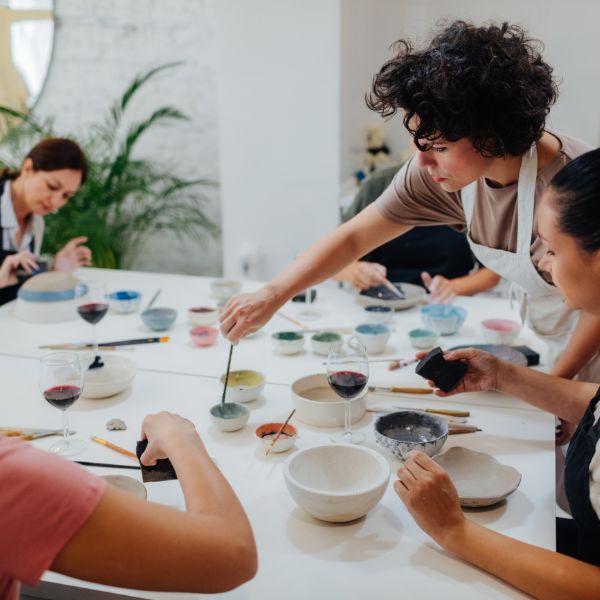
top-left (272, 331), bottom-right (304, 341)
top-left (312, 332), bottom-right (342, 343)
top-left (409, 328), bottom-right (437, 338)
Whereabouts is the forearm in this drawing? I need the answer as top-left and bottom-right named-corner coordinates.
top-left (450, 268), bottom-right (501, 296)
top-left (552, 312), bottom-right (600, 379)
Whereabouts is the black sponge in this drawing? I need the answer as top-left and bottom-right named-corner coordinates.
top-left (415, 347), bottom-right (468, 392)
top-left (136, 440), bottom-right (178, 483)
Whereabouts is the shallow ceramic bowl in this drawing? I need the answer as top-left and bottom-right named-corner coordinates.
top-left (311, 332), bottom-right (343, 356)
top-left (107, 290), bottom-right (142, 314)
top-left (374, 410), bottom-right (448, 460)
top-left (284, 444), bottom-right (390, 522)
top-left (210, 278), bottom-right (242, 302)
top-left (481, 319), bottom-right (521, 345)
top-left (272, 331), bottom-right (305, 355)
top-left (82, 354), bottom-right (137, 399)
top-left (255, 422), bottom-right (298, 453)
top-left (190, 326), bottom-right (219, 347)
top-left (434, 446), bottom-right (522, 507)
top-left (141, 307), bottom-right (177, 331)
top-left (420, 304), bottom-right (467, 335)
top-left (101, 475), bottom-right (147, 500)
top-left (364, 305), bottom-right (394, 325)
top-left (220, 369), bottom-right (265, 403)
top-left (356, 282), bottom-right (426, 310)
top-left (209, 402), bottom-right (250, 432)
top-left (188, 306), bottom-right (218, 326)
top-left (408, 328), bottom-right (439, 350)
top-left (291, 373), bottom-right (366, 427)
top-left (354, 323), bottom-right (391, 355)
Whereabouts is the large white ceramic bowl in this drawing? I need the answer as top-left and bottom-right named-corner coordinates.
top-left (82, 354), bottom-right (137, 399)
top-left (284, 444), bottom-right (390, 522)
top-left (291, 373), bottom-right (367, 427)
top-left (356, 282), bottom-right (426, 310)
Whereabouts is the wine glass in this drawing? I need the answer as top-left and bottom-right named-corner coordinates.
top-left (40, 352), bottom-right (86, 456)
top-left (327, 337), bottom-right (369, 444)
top-left (75, 281), bottom-right (108, 363)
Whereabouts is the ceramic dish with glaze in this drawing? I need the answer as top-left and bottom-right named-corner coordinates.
top-left (420, 304), bottom-right (467, 335)
top-left (354, 323), bottom-right (391, 355)
top-left (190, 326), bottom-right (219, 347)
top-left (272, 331), bottom-right (305, 355)
top-left (82, 354), bottom-right (137, 399)
top-left (481, 319), bottom-right (522, 345)
top-left (449, 344), bottom-right (528, 367)
top-left (107, 290), bottom-right (142, 314)
top-left (310, 332), bottom-right (343, 356)
top-left (434, 446), bottom-right (522, 507)
top-left (101, 475), bottom-right (147, 500)
top-left (141, 307), bottom-right (177, 331)
top-left (210, 279), bottom-right (242, 302)
top-left (220, 369), bottom-right (265, 403)
top-left (188, 306), bottom-right (219, 326)
top-left (408, 328), bottom-right (439, 349)
top-left (255, 422), bottom-right (298, 453)
top-left (357, 281), bottom-right (426, 310)
top-left (209, 402), bottom-right (250, 432)
top-left (363, 305), bottom-right (393, 325)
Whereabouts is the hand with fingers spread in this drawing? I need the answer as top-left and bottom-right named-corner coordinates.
top-left (54, 236), bottom-right (92, 272)
top-left (334, 261), bottom-right (387, 290)
top-left (394, 450), bottom-right (465, 546)
top-left (0, 251), bottom-right (38, 287)
top-left (421, 271), bottom-right (457, 304)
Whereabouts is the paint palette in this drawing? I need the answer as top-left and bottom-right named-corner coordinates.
top-left (356, 282), bottom-right (426, 310)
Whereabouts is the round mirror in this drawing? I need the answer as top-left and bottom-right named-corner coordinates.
top-left (0, 0), bottom-right (54, 135)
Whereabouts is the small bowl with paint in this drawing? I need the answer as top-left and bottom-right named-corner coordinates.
top-left (141, 307), bottom-right (177, 331)
top-left (481, 319), bottom-right (521, 345)
top-left (209, 402), bottom-right (250, 432)
top-left (364, 305), bottom-right (393, 325)
top-left (272, 331), bottom-right (305, 355)
top-left (354, 323), bottom-right (391, 355)
top-left (188, 306), bottom-right (218, 326)
top-left (210, 279), bottom-right (242, 303)
top-left (408, 328), bottom-right (439, 350)
top-left (190, 326), bottom-right (219, 347)
top-left (255, 422), bottom-right (298, 453)
top-left (107, 290), bottom-right (142, 314)
top-left (420, 304), bottom-right (467, 336)
top-left (220, 369), bottom-right (265, 403)
top-left (311, 331), bottom-right (343, 356)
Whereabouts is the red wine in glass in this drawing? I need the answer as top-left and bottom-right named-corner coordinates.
top-left (327, 371), bottom-right (368, 399)
top-left (77, 302), bottom-right (109, 325)
top-left (43, 385), bottom-right (82, 410)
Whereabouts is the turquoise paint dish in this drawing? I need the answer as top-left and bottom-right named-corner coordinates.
top-left (408, 328), bottom-right (439, 349)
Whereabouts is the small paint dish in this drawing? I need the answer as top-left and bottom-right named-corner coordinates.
top-left (481, 319), bottom-right (521, 345)
top-left (354, 323), bottom-right (391, 355)
top-left (220, 369), bottom-right (265, 403)
top-left (188, 306), bottom-right (218, 326)
top-left (311, 331), bottom-right (343, 356)
top-left (408, 328), bottom-right (439, 350)
top-left (364, 305), bottom-right (393, 325)
top-left (255, 422), bottom-right (298, 453)
top-left (420, 304), bottom-right (467, 335)
top-left (141, 307), bottom-right (177, 331)
top-left (190, 326), bottom-right (218, 347)
top-left (107, 290), bottom-right (142, 314)
top-left (209, 402), bottom-right (250, 432)
top-left (210, 279), bottom-right (242, 302)
top-left (272, 331), bottom-right (305, 355)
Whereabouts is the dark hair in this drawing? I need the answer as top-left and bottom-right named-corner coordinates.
top-left (366, 21), bottom-right (558, 157)
top-left (1, 137), bottom-right (88, 184)
top-left (549, 148), bottom-right (600, 253)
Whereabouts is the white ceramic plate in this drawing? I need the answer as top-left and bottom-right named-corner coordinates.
top-left (82, 354), bottom-right (137, 399)
top-left (101, 475), bottom-right (147, 500)
top-left (434, 446), bottom-right (522, 507)
top-left (356, 282), bottom-right (426, 310)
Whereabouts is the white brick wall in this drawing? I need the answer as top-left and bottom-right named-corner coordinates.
top-left (35, 0), bottom-right (222, 275)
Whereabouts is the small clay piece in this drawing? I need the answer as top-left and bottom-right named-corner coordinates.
top-left (106, 418), bottom-right (127, 431)
top-left (136, 439), bottom-right (178, 483)
top-left (415, 346), bottom-right (468, 392)
top-left (388, 360), bottom-right (401, 371)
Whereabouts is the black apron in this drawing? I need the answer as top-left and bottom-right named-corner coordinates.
top-left (562, 389), bottom-right (600, 566)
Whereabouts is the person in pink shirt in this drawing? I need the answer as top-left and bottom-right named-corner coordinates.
top-left (0, 412), bottom-right (257, 598)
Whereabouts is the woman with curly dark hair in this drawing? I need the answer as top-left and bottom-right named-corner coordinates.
top-left (220, 21), bottom-right (600, 393)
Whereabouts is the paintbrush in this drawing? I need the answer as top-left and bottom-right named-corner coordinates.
top-left (40, 336), bottom-right (169, 350)
top-left (76, 460), bottom-right (141, 470)
top-left (91, 436), bottom-right (138, 460)
top-left (369, 385), bottom-right (432, 395)
top-left (277, 312), bottom-right (309, 329)
top-left (382, 278), bottom-right (406, 300)
top-left (266, 409), bottom-right (296, 456)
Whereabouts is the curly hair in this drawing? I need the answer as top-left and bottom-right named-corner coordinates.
top-left (366, 21), bottom-right (559, 157)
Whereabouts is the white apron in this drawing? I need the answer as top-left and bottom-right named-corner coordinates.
top-left (461, 144), bottom-right (600, 381)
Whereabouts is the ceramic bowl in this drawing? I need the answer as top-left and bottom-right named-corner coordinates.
top-left (364, 305), bottom-right (393, 325)
top-left (357, 281), bottom-right (426, 310)
top-left (310, 332), bottom-right (343, 356)
top-left (408, 328), bottom-right (439, 350)
top-left (481, 319), bottom-right (521, 345)
top-left (420, 304), bottom-right (467, 335)
top-left (272, 331), bottom-right (305, 355)
top-left (188, 306), bottom-right (218, 326)
top-left (141, 307), bottom-right (177, 331)
top-left (255, 422), bottom-right (298, 453)
top-left (82, 354), bottom-right (137, 399)
top-left (209, 402), bottom-right (250, 432)
top-left (284, 444), bottom-right (390, 522)
top-left (189, 326), bottom-right (218, 347)
top-left (374, 410), bottom-right (448, 460)
top-left (101, 475), bottom-right (147, 500)
top-left (291, 373), bottom-right (366, 427)
top-left (354, 323), bottom-right (391, 355)
top-left (210, 279), bottom-right (242, 302)
top-left (220, 369), bottom-right (265, 403)
top-left (107, 290), bottom-right (142, 314)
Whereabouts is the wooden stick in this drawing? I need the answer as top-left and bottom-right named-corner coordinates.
top-left (91, 436), bottom-right (137, 460)
top-left (369, 385), bottom-right (432, 395)
top-left (276, 312), bottom-right (309, 330)
top-left (266, 409), bottom-right (296, 456)
top-left (382, 278), bottom-right (405, 300)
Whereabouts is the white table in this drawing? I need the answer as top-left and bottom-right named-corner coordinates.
top-left (1, 269), bottom-right (555, 599)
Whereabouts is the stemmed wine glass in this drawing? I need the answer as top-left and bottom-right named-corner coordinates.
top-left (75, 281), bottom-right (108, 364)
top-left (40, 352), bottom-right (86, 456)
top-left (327, 337), bottom-right (369, 444)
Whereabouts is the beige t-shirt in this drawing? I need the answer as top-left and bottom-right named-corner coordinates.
top-left (375, 133), bottom-right (592, 282)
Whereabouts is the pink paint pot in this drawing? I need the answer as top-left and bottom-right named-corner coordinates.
top-left (481, 319), bottom-right (521, 345)
top-left (190, 326), bottom-right (219, 347)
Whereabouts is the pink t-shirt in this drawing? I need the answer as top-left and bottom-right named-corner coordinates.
top-left (0, 437), bottom-right (106, 600)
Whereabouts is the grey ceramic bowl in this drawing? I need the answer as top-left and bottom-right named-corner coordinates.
top-left (141, 307), bottom-right (177, 331)
top-left (374, 410), bottom-right (448, 460)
